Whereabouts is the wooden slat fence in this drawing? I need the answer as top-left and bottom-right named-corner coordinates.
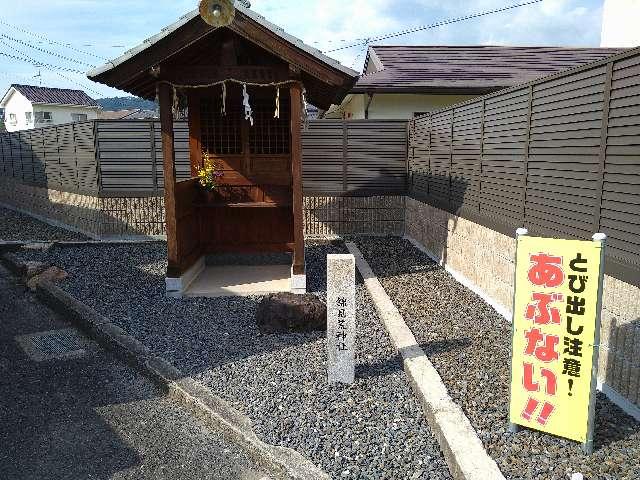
top-left (0, 121), bottom-right (99, 194)
top-left (302, 119), bottom-right (408, 195)
top-left (0, 119), bottom-right (407, 197)
top-left (409, 47), bottom-right (640, 287)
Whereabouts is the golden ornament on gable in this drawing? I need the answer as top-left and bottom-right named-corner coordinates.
top-left (199, 0), bottom-right (236, 27)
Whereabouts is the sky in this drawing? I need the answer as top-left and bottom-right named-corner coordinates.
top-left (0, 0), bottom-right (606, 99)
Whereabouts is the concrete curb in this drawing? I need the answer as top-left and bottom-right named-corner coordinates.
top-left (0, 241), bottom-right (28, 253)
top-left (2, 252), bottom-right (328, 480)
top-left (0, 251), bottom-right (28, 276)
top-left (0, 239), bottom-right (164, 250)
top-left (345, 242), bottom-right (506, 480)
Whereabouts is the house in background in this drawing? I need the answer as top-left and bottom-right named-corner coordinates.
top-left (601, 0), bottom-right (640, 47)
top-left (0, 84), bottom-right (101, 132)
top-left (325, 45), bottom-right (624, 119)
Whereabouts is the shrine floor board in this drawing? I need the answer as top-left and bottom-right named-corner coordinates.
top-left (184, 264), bottom-right (291, 297)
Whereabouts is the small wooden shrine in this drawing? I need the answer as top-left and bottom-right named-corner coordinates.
top-left (88, 0), bottom-right (357, 295)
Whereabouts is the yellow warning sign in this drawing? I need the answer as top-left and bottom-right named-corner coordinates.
top-left (509, 235), bottom-right (604, 444)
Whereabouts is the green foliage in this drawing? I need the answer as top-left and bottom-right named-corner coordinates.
top-left (97, 96), bottom-right (157, 111)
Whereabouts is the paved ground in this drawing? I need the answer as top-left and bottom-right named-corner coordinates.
top-left (0, 265), bottom-right (270, 480)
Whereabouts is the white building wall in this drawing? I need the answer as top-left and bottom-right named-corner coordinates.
top-left (328, 93), bottom-right (479, 120)
top-left (3, 90), bottom-right (34, 132)
top-left (2, 88), bottom-right (100, 132)
top-left (601, 0), bottom-right (640, 47)
top-left (32, 104), bottom-right (99, 128)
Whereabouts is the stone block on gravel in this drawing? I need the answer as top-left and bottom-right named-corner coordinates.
top-left (327, 253), bottom-right (356, 384)
top-left (24, 261), bottom-right (49, 279)
top-left (255, 292), bottom-right (326, 334)
top-left (26, 266), bottom-right (67, 290)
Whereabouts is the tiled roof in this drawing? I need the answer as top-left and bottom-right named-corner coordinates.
top-left (88, 3), bottom-right (357, 80)
top-left (354, 46), bottom-right (626, 93)
top-left (9, 84), bottom-right (99, 106)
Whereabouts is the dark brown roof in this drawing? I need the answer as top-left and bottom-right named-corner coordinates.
top-left (354, 46), bottom-right (626, 94)
top-left (8, 84), bottom-right (98, 106)
top-left (87, 5), bottom-right (358, 110)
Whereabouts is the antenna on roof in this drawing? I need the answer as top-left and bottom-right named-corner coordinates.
top-left (33, 67), bottom-right (41, 86)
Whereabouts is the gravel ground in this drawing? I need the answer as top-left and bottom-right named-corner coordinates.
top-left (353, 236), bottom-right (640, 480)
top-left (0, 207), bottom-right (88, 241)
top-left (15, 241), bottom-right (452, 480)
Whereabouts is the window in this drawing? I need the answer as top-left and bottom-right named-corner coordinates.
top-left (200, 87), bottom-right (291, 157)
top-left (25, 112), bottom-right (33, 124)
top-left (71, 113), bottom-right (88, 122)
top-left (249, 91), bottom-right (290, 155)
top-left (35, 111), bottom-right (53, 123)
top-left (8, 113), bottom-right (17, 125)
top-left (200, 93), bottom-right (242, 155)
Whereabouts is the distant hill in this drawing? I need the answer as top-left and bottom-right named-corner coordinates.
top-left (97, 96), bottom-right (157, 112)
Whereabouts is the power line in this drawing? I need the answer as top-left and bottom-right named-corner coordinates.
top-left (1, 34), bottom-right (96, 68)
top-left (350, 39), bottom-right (371, 70)
top-left (0, 17), bottom-right (109, 60)
top-left (0, 36), bottom-right (108, 96)
top-left (0, 49), bottom-right (86, 74)
top-left (327, 0), bottom-right (545, 53)
top-left (0, 50), bottom-right (108, 96)
top-left (0, 37), bottom-right (91, 79)
top-left (54, 71), bottom-right (105, 97)
top-left (13, 39), bottom-right (127, 48)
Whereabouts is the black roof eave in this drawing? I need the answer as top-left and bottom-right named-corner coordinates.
top-left (350, 85), bottom-right (503, 95)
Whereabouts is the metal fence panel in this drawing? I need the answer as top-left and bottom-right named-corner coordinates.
top-left (603, 57), bottom-right (640, 268)
top-left (97, 121), bottom-right (155, 192)
top-left (300, 119), bottom-right (408, 195)
top-left (346, 120), bottom-right (407, 194)
top-left (409, 49), bottom-right (640, 287)
top-left (301, 119), bottom-right (344, 194)
top-left (57, 124), bottom-right (79, 191)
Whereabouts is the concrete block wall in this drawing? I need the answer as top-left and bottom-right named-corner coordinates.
top-left (406, 196), bottom-right (640, 411)
top-left (304, 196), bottom-right (405, 236)
top-left (0, 177), bottom-right (166, 238)
top-left (100, 196), bottom-right (166, 237)
top-left (0, 177), bottom-right (105, 237)
top-left (0, 178), bottom-right (405, 239)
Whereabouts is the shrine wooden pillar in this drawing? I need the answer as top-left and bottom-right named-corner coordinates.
top-left (158, 82), bottom-right (180, 277)
top-left (290, 82), bottom-right (305, 275)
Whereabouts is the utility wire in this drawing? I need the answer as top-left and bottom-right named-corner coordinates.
top-left (327, 0), bottom-right (544, 53)
top-left (0, 17), bottom-right (109, 60)
top-left (0, 37), bottom-right (86, 73)
top-left (1, 34), bottom-right (96, 68)
top-left (0, 49), bottom-right (107, 96)
top-left (0, 37), bottom-right (108, 96)
top-left (350, 38), bottom-right (371, 70)
top-left (0, 50), bottom-right (86, 74)
top-left (54, 71), bottom-right (105, 97)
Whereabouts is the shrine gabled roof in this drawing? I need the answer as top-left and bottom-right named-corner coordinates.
top-left (87, 2), bottom-right (358, 108)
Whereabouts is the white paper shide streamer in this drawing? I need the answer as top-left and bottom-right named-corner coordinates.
top-left (221, 82), bottom-right (227, 115)
top-left (274, 87), bottom-right (280, 119)
top-left (242, 84), bottom-right (254, 126)
top-left (302, 88), bottom-right (309, 130)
